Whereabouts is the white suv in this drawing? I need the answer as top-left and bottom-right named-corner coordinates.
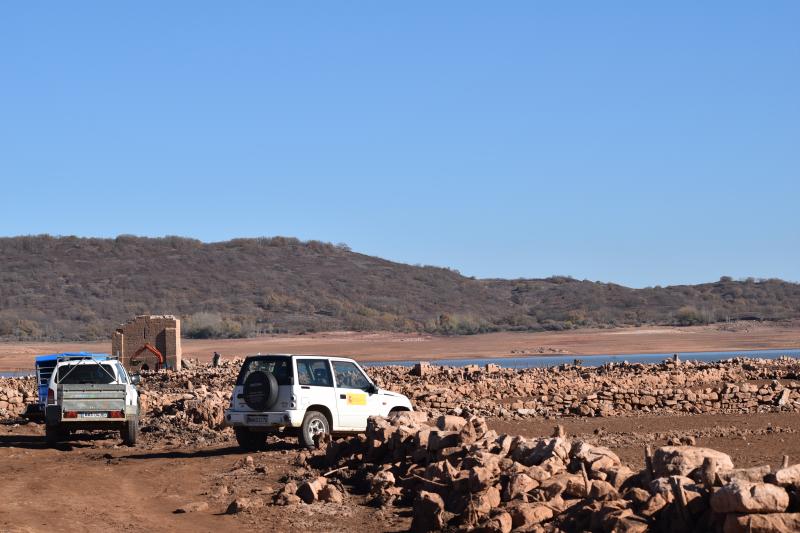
top-left (224, 354), bottom-right (413, 449)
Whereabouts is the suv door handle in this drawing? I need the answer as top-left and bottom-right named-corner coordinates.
top-left (339, 394), bottom-right (346, 399)
top-left (301, 386), bottom-right (311, 390)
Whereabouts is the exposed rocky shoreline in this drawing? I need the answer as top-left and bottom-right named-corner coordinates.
top-left (3, 357), bottom-right (800, 531)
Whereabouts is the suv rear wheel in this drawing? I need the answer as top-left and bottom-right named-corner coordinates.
top-left (300, 410), bottom-right (329, 448)
top-left (234, 427), bottom-right (268, 451)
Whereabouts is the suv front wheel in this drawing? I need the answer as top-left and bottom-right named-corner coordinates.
top-left (300, 410), bottom-right (329, 448)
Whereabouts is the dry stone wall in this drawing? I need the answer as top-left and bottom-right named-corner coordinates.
top-left (371, 357), bottom-right (800, 419)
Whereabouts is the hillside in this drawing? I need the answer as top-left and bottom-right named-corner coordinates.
top-left (1, 235), bottom-right (799, 341)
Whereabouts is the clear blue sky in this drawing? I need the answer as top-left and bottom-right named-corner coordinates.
top-left (1, 2), bottom-right (798, 288)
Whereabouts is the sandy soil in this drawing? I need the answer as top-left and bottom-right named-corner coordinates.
top-left (1, 322), bottom-right (798, 372)
top-left (2, 411), bottom-right (799, 532)
top-left (0, 422), bottom-right (407, 533)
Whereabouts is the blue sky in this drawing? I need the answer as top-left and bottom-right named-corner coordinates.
top-left (1, 2), bottom-right (798, 287)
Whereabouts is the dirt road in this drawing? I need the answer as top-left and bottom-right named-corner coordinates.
top-left (1, 322), bottom-right (798, 371)
top-left (3, 410), bottom-right (800, 532)
top-left (0, 423), bottom-right (406, 533)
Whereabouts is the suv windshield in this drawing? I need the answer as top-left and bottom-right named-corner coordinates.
top-left (56, 364), bottom-right (116, 385)
top-left (237, 357), bottom-right (292, 386)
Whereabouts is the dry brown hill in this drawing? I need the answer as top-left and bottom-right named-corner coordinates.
top-left (1, 235), bottom-right (798, 340)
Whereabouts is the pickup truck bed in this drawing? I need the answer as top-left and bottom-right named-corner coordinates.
top-left (58, 384), bottom-right (127, 412)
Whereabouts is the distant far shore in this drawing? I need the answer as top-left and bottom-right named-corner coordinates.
top-left (1, 321), bottom-right (798, 372)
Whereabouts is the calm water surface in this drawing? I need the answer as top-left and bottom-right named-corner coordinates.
top-left (2, 348), bottom-right (798, 377)
top-left (361, 348), bottom-right (800, 369)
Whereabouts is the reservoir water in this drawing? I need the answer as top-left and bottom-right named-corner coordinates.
top-left (360, 348), bottom-right (800, 369)
top-left (2, 348), bottom-right (798, 377)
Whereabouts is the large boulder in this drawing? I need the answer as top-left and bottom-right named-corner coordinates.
top-left (710, 480), bottom-right (789, 514)
top-left (723, 513), bottom-right (800, 533)
top-left (770, 464), bottom-right (800, 488)
top-left (509, 503), bottom-right (554, 529)
top-left (571, 441), bottom-right (621, 472)
top-left (717, 465), bottom-right (771, 484)
top-left (296, 477), bottom-right (327, 504)
top-left (411, 491), bottom-right (447, 532)
top-left (503, 473), bottom-right (539, 501)
top-left (435, 415), bottom-right (468, 432)
top-left (653, 446), bottom-right (734, 477)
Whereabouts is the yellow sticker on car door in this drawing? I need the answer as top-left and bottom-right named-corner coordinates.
top-left (347, 393), bottom-right (367, 406)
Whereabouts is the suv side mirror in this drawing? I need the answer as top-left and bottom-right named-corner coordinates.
top-left (131, 374), bottom-right (141, 386)
top-left (367, 383), bottom-right (378, 395)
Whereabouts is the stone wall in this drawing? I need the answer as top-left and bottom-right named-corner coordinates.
top-left (111, 315), bottom-right (182, 371)
top-left (371, 357), bottom-right (800, 419)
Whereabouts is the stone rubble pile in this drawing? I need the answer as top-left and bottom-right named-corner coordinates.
top-left (370, 357), bottom-right (800, 419)
top-left (305, 412), bottom-right (800, 532)
top-left (135, 360), bottom-right (238, 444)
top-left (0, 377), bottom-right (35, 417)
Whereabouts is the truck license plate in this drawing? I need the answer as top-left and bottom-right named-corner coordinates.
top-left (247, 415), bottom-right (269, 425)
top-left (80, 412), bottom-right (107, 418)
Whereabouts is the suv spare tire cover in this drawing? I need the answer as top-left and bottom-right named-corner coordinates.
top-left (243, 371), bottom-right (279, 411)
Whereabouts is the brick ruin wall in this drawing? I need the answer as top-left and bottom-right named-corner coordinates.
top-left (111, 315), bottom-right (182, 371)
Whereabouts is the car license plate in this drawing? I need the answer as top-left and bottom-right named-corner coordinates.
top-left (80, 412), bottom-right (107, 418)
top-left (247, 415), bottom-right (270, 425)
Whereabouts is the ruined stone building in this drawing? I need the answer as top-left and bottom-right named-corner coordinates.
top-left (112, 315), bottom-right (182, 371)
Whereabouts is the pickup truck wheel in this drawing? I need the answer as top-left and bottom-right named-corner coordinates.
top-left (45, 425), bottom-right (65, 446)
top-left (234, 427), bottom-right (267, 451)
top-left (121, 416), bottom-right (139, 446)
top-left (300, 410), bottom-right (329, 448)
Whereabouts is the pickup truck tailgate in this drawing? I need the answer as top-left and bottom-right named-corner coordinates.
top-left (59, 384), bottom-right (127, 411)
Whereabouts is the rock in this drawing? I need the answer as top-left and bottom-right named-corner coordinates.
top-left (771, 464), bottom-right (800, 487)
top-left (649, 476), bottom-right (697, 499)
top-left (435, 415), bottom-right (468, 432)
top-left (589, 480), bottom-right (619, 501)
top-left (503, 473), bottom-right (539, 501)
top-left (482, 511), bottom-right (512, 533)
top-left (717, 465), bottom-right (771, 484)
top-left (225, 498), bottom-right (252, 514)
top-left (710, 480), bottom-right (789, 514)
top-left (653, 446), bottom-right (734, 477)
top-left (571, 441), bottom-right (621, 472)
top-left (412, 362), bottom-right (431, 377)
top-left (411, 490), bottom-right (446, 532)
top-left (319, 484), bottom-right (343, 504)
top-left (472, 486), bottom-right (501, 515)
top-left (297, 477), bottom-right (328, 504)
top-left (428, 430), bottom-right (460, 451)
top-left (509, 504), bottom-right (554, 528)
top-left (174, 501), bottom-right (209, 513)
top-left (723, 512), bottom-right (800, 533)
top-left (539, 473), bottom-right (587, 499)
top-left (639, 493), bottom-right (668, 518)
top-left (470, 466), bottom-right (499, 492)
top-left (612, 516), bottom-right (651, 533)
top-left (274, 493), bottom-right (302, 506)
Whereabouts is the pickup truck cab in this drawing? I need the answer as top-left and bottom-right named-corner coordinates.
top-left (224, 354), bottom-right (413, 449)
top-left (44, 356), bottom-right (140, 446)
